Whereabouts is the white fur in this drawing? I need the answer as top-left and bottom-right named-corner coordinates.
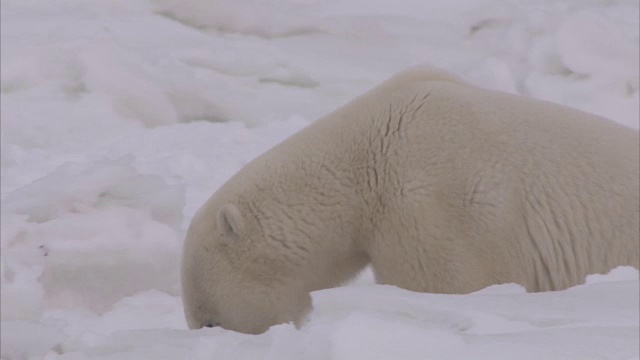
top-left (181, 67), bottom-right (639, 334)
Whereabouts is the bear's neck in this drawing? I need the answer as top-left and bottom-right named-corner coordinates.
top-left (243, 138), bottom-right (372, 292)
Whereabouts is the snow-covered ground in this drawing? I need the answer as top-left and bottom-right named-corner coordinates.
top-left (1, 0), bottom-right (638, 359)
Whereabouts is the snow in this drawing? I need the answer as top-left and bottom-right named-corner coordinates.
top-left (1, 0), bottom-right (638, 359)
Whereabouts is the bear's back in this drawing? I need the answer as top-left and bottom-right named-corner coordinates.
top-left (381, 80), bottom-right (639, 290)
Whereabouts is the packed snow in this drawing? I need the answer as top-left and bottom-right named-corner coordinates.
top-left (1, 0), bottom-right (638, 359)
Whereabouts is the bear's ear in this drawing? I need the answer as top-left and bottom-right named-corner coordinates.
top-left (217, 204), bottom-right (245, 242)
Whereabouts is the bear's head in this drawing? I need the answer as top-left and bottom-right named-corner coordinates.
top-left (181, 200), bottom-right (313, 334)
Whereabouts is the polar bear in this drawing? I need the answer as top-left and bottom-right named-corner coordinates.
top-left (181, 67), bottom-right (639, 334)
